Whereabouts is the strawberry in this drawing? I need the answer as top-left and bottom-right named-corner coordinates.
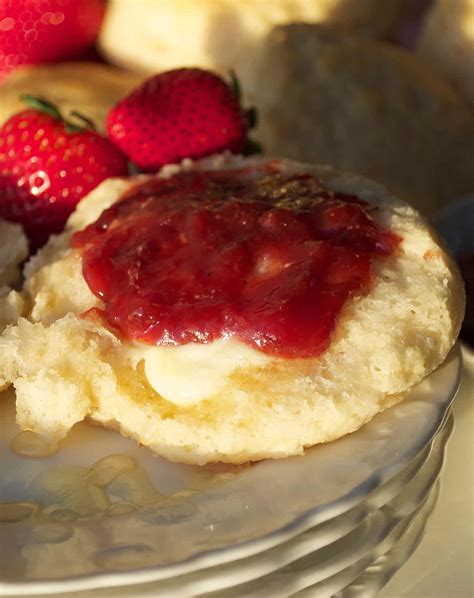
top-left (0, 0), bottom-right (105, 81)
top-left (0, 96), bottom-right (128, 250)
top-left (106, 68), bottom-right (254, 172)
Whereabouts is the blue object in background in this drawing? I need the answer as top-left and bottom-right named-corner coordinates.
top-left (434, 196), bottom-right (474, 257)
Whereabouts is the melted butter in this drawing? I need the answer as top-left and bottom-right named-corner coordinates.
top-left (42, 506), bottom-right (78, 522)
top-left (182, 469), bottom-right (237, 496)
top-left (0, 501), bottom-right (37, 523)
top-left (136, 337), bottom-right (269, 406)
top-left (2, 452), bottom-right (238, 527)
top-left (30, 465), bottom-right (110, 517)
top-left (31, 523), bottom-right (73, 543)
top-left (107, 467), bottom-right (166, 507)
top-left (0, 458), bottom-right (238, 582)
top-left (84, 454), bottom-right (137, 487)
top-left (105, 501), bottom-right (138, 517)
top-left (140, 491), bottom-right (200, 525)
top-left (94, 544), bottom-right (155, 571)
top-left (11, 430), bottom-right (58, 458)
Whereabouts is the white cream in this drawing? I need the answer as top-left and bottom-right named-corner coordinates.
top-left (136, 338), bottom-right (269, 407)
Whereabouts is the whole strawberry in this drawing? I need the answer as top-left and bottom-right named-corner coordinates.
top-left (106, 68), bottom-right (252, 172)
top-left (0, 96), bottom-right (128, 250)
top-left (0, 0), bottom-right (105, 81)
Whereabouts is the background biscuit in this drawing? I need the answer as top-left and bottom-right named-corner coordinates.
top-left (253, 24), bottom-right (474, 215)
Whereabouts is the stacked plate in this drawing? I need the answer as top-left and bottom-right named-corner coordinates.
top-left (0, 346), bottom-right (461, 597)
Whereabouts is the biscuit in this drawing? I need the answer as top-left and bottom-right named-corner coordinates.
top-left (98, 0), bottom-right (403, 101)
top-left (418, 0), bottom-right (474, 105)
top-left (252, 24), bottom-right (474, 215)
top-left (0, 63), bottom-right (144, 132)
top-left (0, 156), bottom-right (464, 464)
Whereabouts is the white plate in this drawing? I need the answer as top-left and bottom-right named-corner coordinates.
top-left (47, 412), bottom-right (451, 598)
top-left (0, 346), bottom-right (462, 594)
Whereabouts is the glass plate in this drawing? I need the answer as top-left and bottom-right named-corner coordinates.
top-left (202, 416), bottom-right (451, 598)
top-left (0, 346), bottom-right (462, 594)
top-left (48, 412), bottom-right (451, 598)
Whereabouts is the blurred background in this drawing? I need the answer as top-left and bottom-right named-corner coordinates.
top-left (0, 0), bottom-right (473, 342)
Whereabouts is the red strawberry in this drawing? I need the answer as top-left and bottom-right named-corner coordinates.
top-left (0, 96), bottom-right (128, 250)
top-left (0, 0), bottom-right (105, 81)
top-left (106, 68), bottom-right (252, 172)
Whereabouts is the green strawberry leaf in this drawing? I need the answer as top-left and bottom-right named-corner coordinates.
top-left (20, 94), bottom-right (98, 134)
top-left (246, 107), bottom-right (257, 129)
top-left (69, 111), bottom-right (97, 132)
top-left (244, 137), bottom-right (262, 156)
top-left (229, 70), bottom-right (241, 102)
top-left (20, 94), bottom-right (63, 121)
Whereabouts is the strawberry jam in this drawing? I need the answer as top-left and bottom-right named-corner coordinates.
top-left (72, 166), bottom-right (399, 358)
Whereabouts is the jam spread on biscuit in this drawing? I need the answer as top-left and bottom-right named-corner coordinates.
top-left (72, 166), bottom-right (399, 358)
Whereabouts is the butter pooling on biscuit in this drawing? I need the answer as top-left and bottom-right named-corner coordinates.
top-left (0, 156), bottom-right (464, 464)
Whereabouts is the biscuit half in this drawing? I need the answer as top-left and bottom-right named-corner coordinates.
top-left (0, 156), bottom-right (464, 464)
